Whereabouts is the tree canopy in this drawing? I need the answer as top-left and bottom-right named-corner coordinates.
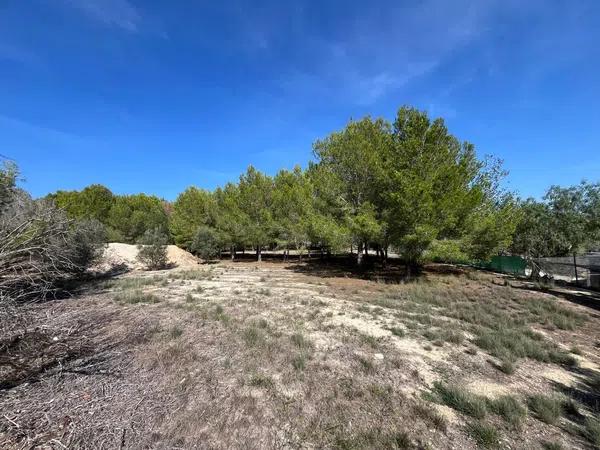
top-left (43, 105), bottom-right (598, 265)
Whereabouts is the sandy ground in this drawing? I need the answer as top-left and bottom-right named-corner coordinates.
top-left (100, 242), bottom-right (201, 271)
top-left (1, 260), bottom-right (600, 449)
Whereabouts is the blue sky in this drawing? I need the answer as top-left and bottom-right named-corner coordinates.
top-left (2, 0), bottom-right (599, 200)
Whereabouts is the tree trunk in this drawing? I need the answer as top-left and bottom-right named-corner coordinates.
top-left (231, 246), bottom-right (235, 260)
top-left (256, 247), bottom-right (261, 262)
top-left (357, 242), bottom-right (364, 266)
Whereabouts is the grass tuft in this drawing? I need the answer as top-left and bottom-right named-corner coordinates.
top-left (433, 382), bottom-right (487, 419)
top-left (114, 289), bottom-right (160, 304)
top-left (486, 395), bottom-right (526, 428)
top-left (528, 395), bottom-right (563, 425)
top-left (466, 421), bottom-right (500, 448)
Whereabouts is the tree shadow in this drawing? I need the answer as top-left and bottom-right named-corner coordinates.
top-left (283, 255), bottom-right (443, 283)
top-left (552, 366), bottom-right (600, 415)
top-left (513, 281), bottom-right (600, 314)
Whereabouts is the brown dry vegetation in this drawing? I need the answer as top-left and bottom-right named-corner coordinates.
top-left (1, 261), bottom-right (600, 449)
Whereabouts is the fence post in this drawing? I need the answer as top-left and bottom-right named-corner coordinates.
top-left (573, 254), bottom-right (579, 286)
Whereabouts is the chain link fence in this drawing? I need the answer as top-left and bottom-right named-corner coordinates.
top-left (534, 254), bottom-right (600, 288)
top-left (474, 254), bottom-right (600, 289)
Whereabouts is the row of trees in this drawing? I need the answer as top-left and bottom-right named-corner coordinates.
top-left (510, 182), bottom-right (600, 258)
top-left (43, 106), bottom-right (522, 269)
top-left (48, 186), bottom-right (169, 243)
top-left (39, 106), bottom-right (599, 268)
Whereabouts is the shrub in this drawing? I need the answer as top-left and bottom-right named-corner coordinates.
top-left (1, 183), bottom-right (106, 303)
top-left (190, 225), bottom-right (222, 260)
top-left (136, 227), bottom-right (169, 270)
top-left (423, 239), bottom-right (469, 264)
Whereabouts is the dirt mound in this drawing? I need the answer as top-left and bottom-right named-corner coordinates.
top-left (100, 243), bottom-right (200, 270)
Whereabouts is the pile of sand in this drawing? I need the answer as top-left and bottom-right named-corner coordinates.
top-left (99, 243), bottom-right (200, 271)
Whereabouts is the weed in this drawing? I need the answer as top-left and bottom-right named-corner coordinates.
top-left (528, 395), bottom-right (563, 425)
top-left (168, 325), bottom-right (184, 339)
top-left (171, 269), bottom-right (213, 280)
top-left (498, 358), bottom-right (515, 375)
top-left (433, 382), bottom-right (487, 419)
top-left (242, 326), bottom-right (264, 347)
top-left (358, 332), bottom-right (380, 349)
top-left (249, 373), bottom-right (274, 388)
top-left (541, 442), bottom-right (563, 450)
top-left (583, 416), bottom-right (600, 447)
top-left (387, 326), bottom-right (405, 338)
top-left (104, 276), bottom-right (166, 290)
top-left (291, 354), bottom-right (306, 371)
top-left (114, 289), bottom-right (160, 304)
top-left (291, 332), bottom-right (313, 350)
top-left (486, 395), bottom-right (526, 428)
top-left (413, 402), bottom-right (447, 431)
top-left (466, 421), bottom-right (499, 448)
top-left (333, 429), bottom-right (412, 449)
top-left (356, 355), bottom-right (376, 374)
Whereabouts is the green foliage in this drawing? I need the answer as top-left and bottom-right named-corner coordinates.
top-left (136, 227), bottom-right (169, 270)
top-left (51, 184), bottom-right (114, 223)
top-left (191, 225), bottom-right (222, 260)
top-left (236, 166), bottom-right (276, 259)
top-left (433, 382), bottom-right (487, 419)
top-left (462, 197), bottom-right (520, 261)
top-left (528, 395), bottom-right (563, 424)
top-left (466, 421), bottom-right (500, 448)
top-left (170, 187), bottom-right (215, 249)
top-left (486, 395), bottom-right (526, 428)
top-left (511, 182), bottom-right (600, 257)
top-left (423, 239), bottom-right (469, 263)
top-left (0, 161), bottom-right (18, 212)
top-left (272, 166), bottom-right (313, 252)
top-left (108, 194), bottom-right (169, 244)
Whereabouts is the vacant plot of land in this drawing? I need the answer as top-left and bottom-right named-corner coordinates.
top-left (1, 261), bottom-right (599, 449)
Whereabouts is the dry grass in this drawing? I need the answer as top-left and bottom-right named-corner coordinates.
top-left (1, 260), bottom-right (598, 449)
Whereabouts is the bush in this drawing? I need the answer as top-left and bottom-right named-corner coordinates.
top-left (136, 227), bottom-right (169, 270)
top-left (190, 225), bottom-right (222, 260)
top-left (424, 239), bottom-right (469, 264)
top-left (1, 191), bottom-right (106, 302)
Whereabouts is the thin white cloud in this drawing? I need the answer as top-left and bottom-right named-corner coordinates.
top-left (64, 0), bottom-right (142, 32)
top-left (269, 0), bottom-right (499, 105)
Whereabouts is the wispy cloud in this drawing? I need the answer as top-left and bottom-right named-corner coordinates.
top-left (64, 0), bottom-right (142, 32)
top-left (266, 0), bottom-right (499, 105)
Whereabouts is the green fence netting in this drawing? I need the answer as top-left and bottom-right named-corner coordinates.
top-left (474, 255), bottom-right (528, 276)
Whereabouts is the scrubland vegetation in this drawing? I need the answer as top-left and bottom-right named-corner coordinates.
top-left (1, 106), bottom-right (600, 449)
